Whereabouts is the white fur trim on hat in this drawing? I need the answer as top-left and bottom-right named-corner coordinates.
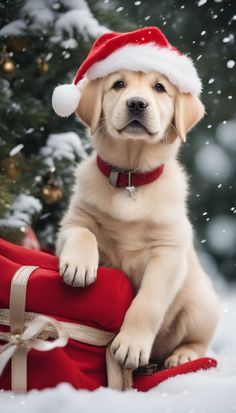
top-left (86, 43), bottom-right (202, 96)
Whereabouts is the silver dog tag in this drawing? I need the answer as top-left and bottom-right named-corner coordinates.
top-left (126, 186), bottom-right (137, 200)
top-left (126, 171), bottom-right (137, 201)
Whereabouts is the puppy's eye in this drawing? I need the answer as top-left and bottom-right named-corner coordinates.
top-left (155, 83), bottom-right (166, 93)
top-left (112, 80), bottom-right (125, 90)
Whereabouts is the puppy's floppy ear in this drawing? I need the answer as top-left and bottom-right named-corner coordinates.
top-left (174, 93), bottom-right (205, 143)
top-left (76, 79), bottom-right (103, 135)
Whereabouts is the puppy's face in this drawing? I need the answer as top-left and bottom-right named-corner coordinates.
top-left (102, 71), bottom-right (176, 143)
top-left (77, 70), bottom-right (204, 144)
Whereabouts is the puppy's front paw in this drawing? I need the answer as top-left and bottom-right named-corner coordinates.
top-left (59, 247), bottom-right (99, 287)
top-left (111, 330), bottom-right (152, 369)
top-left (164, 348), bottom-right (198, 369)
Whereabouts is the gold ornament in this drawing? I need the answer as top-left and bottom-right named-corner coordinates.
top-left (0, 46), bottom-right (15, 75)
top-left (37, 54), bottom-right (49, 75)
top-left (41, 185), bottom-right (63, 204)
top-left (2, 157), bottom-right (20, 179)
top-left (41, 171), bottom-right (63, 204)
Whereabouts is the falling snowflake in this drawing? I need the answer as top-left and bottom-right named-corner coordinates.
top-left (223, 34), bottom-right (234, 44)
top-left (9, 144), bottom-right (24, 157)
top-left (226, 60), bottom-right (235, 69)
top-left (197, 0), bottom-right (207, 6)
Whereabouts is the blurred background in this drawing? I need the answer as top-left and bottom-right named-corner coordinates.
top-left (0, 0), bottom-right (235, 282)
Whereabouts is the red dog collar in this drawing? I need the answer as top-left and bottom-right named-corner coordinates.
top-left (96, 155), bottom-right (164, 189)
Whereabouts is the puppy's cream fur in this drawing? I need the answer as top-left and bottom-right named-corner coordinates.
top-left (56, 71), bottom-right (219, 369)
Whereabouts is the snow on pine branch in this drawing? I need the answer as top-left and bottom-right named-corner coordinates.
top-left (0, 194), bottom-right (42, 230)
top-left (0, 20), bottom-right (26, 37)
top-left (0, 0), bottom-right (109, 43)
top-left (40, 132), bottom-right (87, 166)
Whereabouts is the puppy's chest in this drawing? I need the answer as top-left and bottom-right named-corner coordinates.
top-left (91, 211), bottom-right (162, 285)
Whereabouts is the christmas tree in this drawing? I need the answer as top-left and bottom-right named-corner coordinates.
top-left (0, 0), bottom-right (235, 281)
top-left (0, 0), bottom-right (128, 248)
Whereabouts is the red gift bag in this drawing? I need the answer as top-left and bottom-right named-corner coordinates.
top-left (0, 237), bottom-right (217, 392)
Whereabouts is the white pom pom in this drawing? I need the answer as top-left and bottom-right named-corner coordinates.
top-left (52, 83), bottom-right (81, 117)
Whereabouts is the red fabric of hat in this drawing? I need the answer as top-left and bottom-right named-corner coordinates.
top-left (52, 26), bottom-right (202, 118)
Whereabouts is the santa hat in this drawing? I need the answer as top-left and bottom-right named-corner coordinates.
top-left (52, 27), bottom-right (202, 118)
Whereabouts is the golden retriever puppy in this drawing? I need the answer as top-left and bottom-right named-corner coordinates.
top-left (56, 70), bottom-right (219, 369)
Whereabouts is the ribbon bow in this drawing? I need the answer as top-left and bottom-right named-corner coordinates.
top-left (0, 314), bottom-right (68, 391)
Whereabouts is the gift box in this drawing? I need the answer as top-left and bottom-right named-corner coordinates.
top-left (0, 237), bottom-right (217, 393)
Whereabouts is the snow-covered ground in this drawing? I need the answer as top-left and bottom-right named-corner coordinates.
top-left (0, 281), bottom-right (235, 413)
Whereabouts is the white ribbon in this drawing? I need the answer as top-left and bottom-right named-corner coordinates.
top-left (0, 314), bottom-right (68, 377)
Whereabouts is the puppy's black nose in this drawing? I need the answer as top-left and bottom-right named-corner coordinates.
top-left (127, 97), bottom-right (148, 114)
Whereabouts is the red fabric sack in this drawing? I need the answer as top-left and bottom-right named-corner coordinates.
top-left (0, 237), bottom-right (217, 392)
